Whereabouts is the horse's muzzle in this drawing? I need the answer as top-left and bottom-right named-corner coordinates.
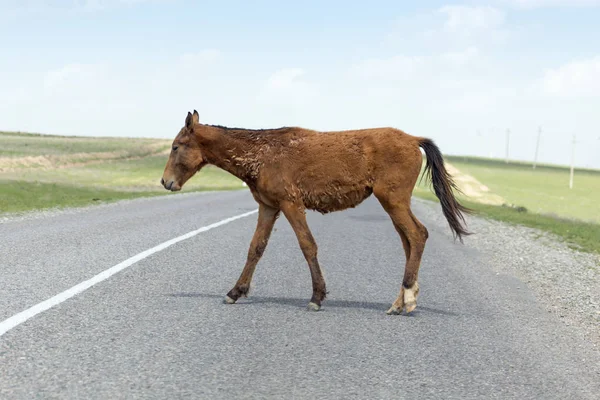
top-left (161, 178), bottom-right (180, 191)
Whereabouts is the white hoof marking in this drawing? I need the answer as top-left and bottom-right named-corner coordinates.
top-left (403, 284), bottom-right (419, 313)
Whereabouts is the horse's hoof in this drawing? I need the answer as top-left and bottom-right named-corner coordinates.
top-left (386, 306), bottom-right (402, 315)
top-left (307, 302), bottom-right (321, 311)
top-left (405, 301), bottom-right (417, 314)
top-left (224, 296), bottom-right (236, 304)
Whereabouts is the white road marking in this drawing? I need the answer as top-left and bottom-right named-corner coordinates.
top-left (0, 209), bottom-right (258, 338)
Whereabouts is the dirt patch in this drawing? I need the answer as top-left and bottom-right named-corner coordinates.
top-left (446, 162), bottom-right (505, 205)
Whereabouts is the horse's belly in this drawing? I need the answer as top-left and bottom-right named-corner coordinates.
top-left (302, 185), bottom-right (373, 213)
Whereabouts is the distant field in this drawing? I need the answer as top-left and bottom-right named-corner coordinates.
top-left (413, 155), bottom-right (600, 255)
top-left (0, 180), bottom-right (161, 213)
top-left (0, 131), bottom-right (166, 162)
top-left (0, 131), bottom-right (244, 213)
top-left (4, 154), bottom-right (243, 192)
top-left (442, 156), bottom-right (600, 224)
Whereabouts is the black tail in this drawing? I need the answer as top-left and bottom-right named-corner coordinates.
top-left (419, 138), bottom-right (472, 242)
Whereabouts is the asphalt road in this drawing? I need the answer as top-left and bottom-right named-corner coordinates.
top-left (1, 190), bottom-right (599, 399)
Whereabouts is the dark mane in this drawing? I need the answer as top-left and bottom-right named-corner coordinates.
top-left (207, 124), bottom-right (292, 133)
top-left (206, 124), bottom-right (299, 145)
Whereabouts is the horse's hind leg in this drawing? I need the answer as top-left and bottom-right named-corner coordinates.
top-left (375, 188), bottom-right (428, 315)
top-left (225, 203), bottom-right (279, 304)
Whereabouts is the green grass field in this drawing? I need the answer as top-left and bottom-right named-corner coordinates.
top-left (0, 131), bottom-right (167, 162)
top-left (0, 131), bottom-right (244, 213)
top-left (444, 156), bottom-right (600, 224)
top-left (413, 156), bottom-right (600, 255)
top-left (5, 154), bottom-right (243, 192)
top-left (0, 180), bottom-right (162, 213)
top-left (413, 188), bottom-right (600, 255)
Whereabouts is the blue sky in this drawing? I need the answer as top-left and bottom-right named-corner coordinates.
top-left (1, 0), bottom-right (600, 168)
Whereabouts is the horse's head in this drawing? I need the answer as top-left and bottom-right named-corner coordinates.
top-left (161, 110), bottom-right (207, 192)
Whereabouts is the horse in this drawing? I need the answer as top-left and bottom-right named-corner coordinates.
top-left (161, 110), bottom-right (471, 315)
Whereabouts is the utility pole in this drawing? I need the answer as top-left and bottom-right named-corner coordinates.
top-left (505, 129), bottom-right (510, 163)
top-left (569, 134), bottom-right (576, 189)
top-left (533, 126), bottom-right (541, 169)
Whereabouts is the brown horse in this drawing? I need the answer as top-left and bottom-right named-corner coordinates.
top-left (161, 110), bottom-right (470, 315)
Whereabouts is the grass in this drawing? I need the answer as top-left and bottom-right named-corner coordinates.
top-left (0, 180), bottom-right (164, 213)
top-left (0, 131), bottom-right (244, 215)
top-left (414, 188), bottom-right (600, 255)
top-left (0, 168), bottom-right (242, 214)
top-left (413, 156), bottom-right (600, 255)
top-left (444, 155), bottom-right (600, 224)
top-left (0, 131), bottom-right (167, 159)
top-left (5, 155), bottom-right (243, 191)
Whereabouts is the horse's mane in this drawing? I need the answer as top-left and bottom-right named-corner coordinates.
top-left (206, 124), bottom-right (301, 145)
top-left (206, 124), bottom-right (292, 133)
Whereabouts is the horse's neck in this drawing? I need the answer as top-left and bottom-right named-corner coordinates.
top-left (202, 130), bottom-right (260, 182)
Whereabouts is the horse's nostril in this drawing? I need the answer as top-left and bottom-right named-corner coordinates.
top-left (160, 178), bottom-right (165, 186)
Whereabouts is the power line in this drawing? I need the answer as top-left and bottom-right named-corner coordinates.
top-left (533, 126), bottom-right (541, 169)
top-left (505, 128), bottom-right (510, 164)
top-left (569, 134), bottom-right (576, 189)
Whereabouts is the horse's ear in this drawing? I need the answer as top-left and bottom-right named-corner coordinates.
top-left (185, 111), bottom-right (193, 129)
top-left (192, 110), bottom-right (200, 124)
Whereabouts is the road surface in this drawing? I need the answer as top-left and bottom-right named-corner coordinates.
top-left (1, 190), bottom-right (599, 399)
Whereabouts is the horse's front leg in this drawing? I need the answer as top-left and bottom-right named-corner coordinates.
top-left (225, 203), bottom-right (280, 304)
top-left (280, 201), bottom-right (327, 311)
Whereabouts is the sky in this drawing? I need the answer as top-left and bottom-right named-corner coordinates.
top-left (1, 0), bottom-right (600, 168)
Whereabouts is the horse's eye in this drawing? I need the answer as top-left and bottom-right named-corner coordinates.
top-left (172, 145), bottom-right (179, 151)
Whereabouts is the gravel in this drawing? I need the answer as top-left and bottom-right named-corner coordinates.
top-left (416, 197), bottom-right (600, 347)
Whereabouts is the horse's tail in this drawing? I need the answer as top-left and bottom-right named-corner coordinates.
top-left (418, 138), bottom-right (472, 242)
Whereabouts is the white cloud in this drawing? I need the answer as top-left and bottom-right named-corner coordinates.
top-left (383, 6), bottom-right (510, 51)
top-left (350, 47), bottom-right (480, 83)
top-left (262, 67), bottom-right (317, 100)
top-left (180, 49), bottom-right (221, 67)
top-left (78, 0), bottom-right (140, 11)
top-left (500, 0), bottom-right (600, 8)
top-left (440, 46), bottom-right (479, 66)
top-left (265, 68), bottom-right (307, 90)
top-left (0, 86), bottom-right (31, 108)
top-left (439, 6), bottom-right (506, 33)
top-left (43, 63), bottom-right (104, 94)
top-left (252, 68), bottom-right (319, 126)
top-left (350, 55), bottom-right (425, 82)
top-left (542, 56), bottom-right (600, 97)
top-left (39, 62), bottom-right (147, 119)
top-left (0, 0), bottom-right (164, 16)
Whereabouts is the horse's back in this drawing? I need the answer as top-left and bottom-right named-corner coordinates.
top-left (259, 127), bottom-right (421, 212)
